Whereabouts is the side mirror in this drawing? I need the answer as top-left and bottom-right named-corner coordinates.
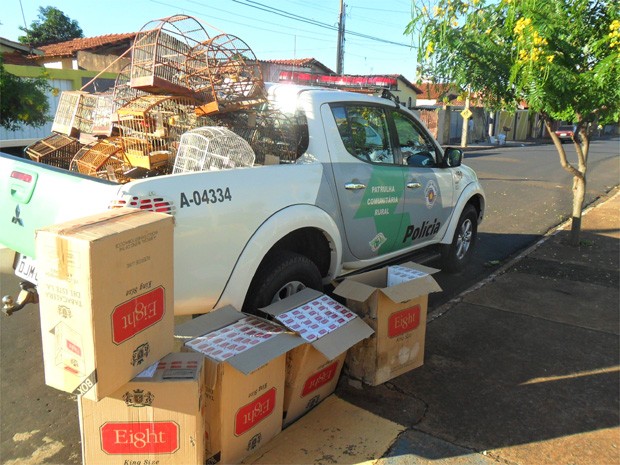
top-left (444, 148), bottom-right (463, 167)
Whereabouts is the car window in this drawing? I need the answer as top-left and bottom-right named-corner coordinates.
top-left (392, 110), bottom-right (438, 168)
top-left (331, 105), bottom-right (395, 164)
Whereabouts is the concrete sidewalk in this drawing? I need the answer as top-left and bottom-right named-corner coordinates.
top-left (244, 187), bottom-right (619, 465)
top-left (335, 188), bottom-right (620, 465)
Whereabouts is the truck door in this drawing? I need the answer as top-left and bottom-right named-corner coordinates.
top-left (322, 103), bottom-right (405, 259)
top-left (390, 109), bottom-right (455, 251)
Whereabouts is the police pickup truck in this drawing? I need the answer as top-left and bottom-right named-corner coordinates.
top-left (1, 83), bottom-right (485, 316)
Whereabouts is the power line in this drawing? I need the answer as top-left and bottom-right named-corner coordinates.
top-left (231, 0), bottom-right (413, 48)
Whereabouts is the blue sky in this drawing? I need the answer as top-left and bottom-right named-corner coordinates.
top-left (1, 0), bottom-right (420, 79)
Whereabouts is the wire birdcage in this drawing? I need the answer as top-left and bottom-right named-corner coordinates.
top-left (190, 33), bottom-right (266, 115)
top-left (129, 15), bottom-right (210, 97)
top-left (51, 91), bottom-right (115, 137)
top-left (112, 63), bottom-right (148, 110)
top-left (51, 91), bottom-right (86, 136)
top-left (70, 137), bottom-right (131, 182)
top-left (25, 134), bottom-right (83, 169)
top-left (212, 105), bottom-right (306, 164)
top-left (90, 93), bottom-right (117, 136)
top-left (173, 126), bottom-right (255, 173)
top-left (116, 94), bottom-right (205, 171)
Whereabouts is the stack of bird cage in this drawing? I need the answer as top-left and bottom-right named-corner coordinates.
top-left (70, 137), bottom-right (131, 182)
top-left (129, 15), bottom-right (211, 98)
top-left (115, 94), bottom-right (206, 172)
top-left (172, 126), bottom-right (255, 173)
top-left (189, 33), bottom-right (266, 115)
top-left (25, 133), bottom-right (83, 170)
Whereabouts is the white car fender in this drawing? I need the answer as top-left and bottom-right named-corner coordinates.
top-left (439, 183), bottom-right (486, 245)
top-left (216, 204), bottom-right (343, 310)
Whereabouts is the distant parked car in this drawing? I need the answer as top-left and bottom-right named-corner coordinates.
top-left (554, 125), bottom-right (575, 143)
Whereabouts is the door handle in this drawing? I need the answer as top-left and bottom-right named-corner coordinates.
top-left (406, 182), bottom-right (422, 189)
top-left (345, 182), bottom-right (366, 190)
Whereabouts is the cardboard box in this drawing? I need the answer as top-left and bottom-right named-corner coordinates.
top-left (36, 208), bottom-right (174, 400)
top-left (334, 262), bottom-right (442, 386)
top-left (260, 288), bottom-right (374, 427)
top-left (78, 352), bottom-right (207, 465)
top-left (176, 306), bottom-right (303, 464)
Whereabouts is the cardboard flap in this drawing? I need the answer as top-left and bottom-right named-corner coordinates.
top-left (259, 287), bottom-right (323, 318)
top-left (332, 278), bottom-right (378, 302)
top-left (311, 317), bottom-right (374, 360)
top-left (381, 274), bottom-right (442, 303)
top-left (226, 332), bottom-right (303, 374)
top-left (174, 305), bottom-right (243, 344)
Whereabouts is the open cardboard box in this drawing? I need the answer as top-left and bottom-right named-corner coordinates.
top-left (260, 288), bottom-right (373, 427)
top-left (78, 352), bottom-right (207, 465)
top-left (35, 208), bottom-right (174, 400)
top-left (334, 262), bottom-right (442, 386)
top-left (176, 306), bottom-right (303, 464)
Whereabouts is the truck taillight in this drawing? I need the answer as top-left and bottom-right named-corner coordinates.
top-left (110, 195), bottom-right (176, 215)
top-left (11, 171), bottom-right (33, 183)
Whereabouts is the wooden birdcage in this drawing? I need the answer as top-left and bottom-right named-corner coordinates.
top-left (190, 33), bottom-right (266, 115)
top-left (116, 94), bottom-right (205, 171)
top-left (25, 134), bottom-right (83, 169)
top-left (173, 126), bottom-right (255, 173)
top-left (129, 15), bottom-right (210, 97)
top-left (70, 137), bottom-right (131, 182)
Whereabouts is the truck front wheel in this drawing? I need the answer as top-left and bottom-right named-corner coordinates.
top-left (242, 250), bottom-right (323, 314)
top-left (440, 204), bottom-right (478, 273)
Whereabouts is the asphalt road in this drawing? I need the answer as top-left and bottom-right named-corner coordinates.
top-left (0, 137), bottom-right (618, 464)
top-left (427, 137), bottom-right (620, 309)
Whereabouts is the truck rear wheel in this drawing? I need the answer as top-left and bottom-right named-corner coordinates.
top-left (242, 250), bottom-right (323, 314)
top-left (440, 204), bottom-right (478, 273)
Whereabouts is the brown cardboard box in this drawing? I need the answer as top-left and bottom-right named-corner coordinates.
top-left (78, 352), bottom-right (206, 465)
top-left (334, 262), bottom-right (442, 386)
top-left (260, 288), bottom-right (374, 427)
top-left (35, 208), bottom-right (174, 400)
top-left (176, 306), bottom-right (303, 464)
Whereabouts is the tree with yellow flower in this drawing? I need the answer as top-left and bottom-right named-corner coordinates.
top-left (407, 0), bottom-right (619, 246)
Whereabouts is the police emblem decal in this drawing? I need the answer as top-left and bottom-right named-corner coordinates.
top-left (425, 180), bottom-right (438, 209)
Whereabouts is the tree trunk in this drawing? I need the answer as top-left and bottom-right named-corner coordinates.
top-left (543, 116), bottom-right (588, 247)
top-left (570, 174), bottom-right (586, 246)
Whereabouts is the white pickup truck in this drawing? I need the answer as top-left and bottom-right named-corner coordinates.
top-left (1, 83), bottom-right (485, 316)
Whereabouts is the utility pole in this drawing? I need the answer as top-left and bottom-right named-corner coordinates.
top-left (336, 0), bottom-right (345, 75)
top-left (460, 85), bottom-right (472, 148)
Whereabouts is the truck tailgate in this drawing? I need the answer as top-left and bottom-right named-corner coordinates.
top-left (0, 153), bottom-right (121, 258)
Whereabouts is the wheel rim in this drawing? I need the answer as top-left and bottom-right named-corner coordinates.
top-left (272, 280), bottom-right (307, 303)
top-left (455, 219), bottom-right (473, 260)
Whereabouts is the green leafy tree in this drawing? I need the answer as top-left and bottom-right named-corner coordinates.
top-left (407, 0), bottom-right (620, 245)
top-left (0, 57), bottom-right (51, 130)
top-left (18, 6), bottom-right (83, 47)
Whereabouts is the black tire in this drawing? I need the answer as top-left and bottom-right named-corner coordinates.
top-left (440, 204), bottom-right (478, 273)
top-left (242, 250), bottom-right (323, 314)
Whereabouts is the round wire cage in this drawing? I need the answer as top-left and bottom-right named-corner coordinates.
top-left (188, 33), bottom-right (266, 115)
top-left (130, 14), bottom-right (211, 97)
top-left (173, 126), bottom-right (255, 173)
